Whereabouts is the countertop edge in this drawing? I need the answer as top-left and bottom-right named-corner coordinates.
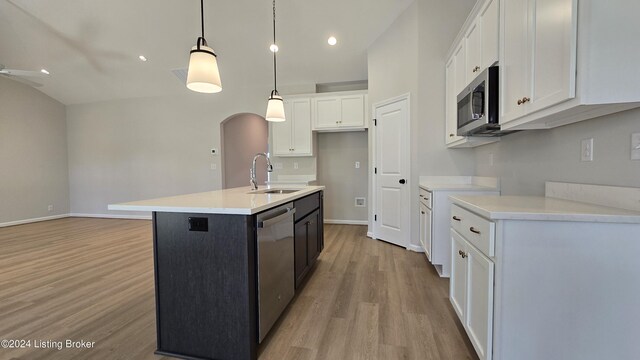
top-left (449, 196), bottom-right (640, 224)
top-left (108, 187), bottom-right (324, 215)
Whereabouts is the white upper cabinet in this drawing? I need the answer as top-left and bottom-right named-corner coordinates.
top-left (453, 43), bottom-right (467, 96)
top-left (271, 98), bottom-right (313, 157)
top-left (465, 21), bottom-right (482, 83)
top-left (500, 0), bottom-right (640, 130)
top-left (501, 0), bottom-right (577, 125)
top-left (313, 92), bottom-right (367, 131)
top-left (445, 57), bottom-right (464, 145)
top-left (444, 0), bottom-right (500, 148)
top-left (480, 0), bottom-right (499, 69)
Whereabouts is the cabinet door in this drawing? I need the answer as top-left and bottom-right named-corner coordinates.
top-left (419, 201), bottom-right (427, 254)
top-left (454, 42), bottom-right (468, 95)
top-left (480, 0), bottom-right (499, 69)
top-left (272, 101), bottom-right (293, 156)
top-left (340, 95), bottom-right (365, 127)
top-left (450, 230), bottom-right (467, 321)
top-left (294, 219), bottom-right (308, 288)
top-left (445, 56), bottom-right (463, 144)
top-left (500, 0), bottom-right (529, 124)
top-left (465, 21), bottom-right (482, 82)
top-left (290, 99), bottom-right (313, 156)
top-left (465, 242), bottom-right (494, 360)
top-left (314, 97), bottom-right (341, 129)
top-left (527, 0), bottom-right (577, 114)
top-left (306, 210), bottom-right (320, 265)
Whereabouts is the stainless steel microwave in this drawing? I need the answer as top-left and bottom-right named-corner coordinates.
top-left (457, 66), bottom-right (512, 137)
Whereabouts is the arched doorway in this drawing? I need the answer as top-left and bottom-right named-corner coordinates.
top-left (220, 113), bottom-right (269, 189)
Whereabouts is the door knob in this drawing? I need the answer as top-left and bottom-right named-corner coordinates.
top-left (399, 179), bottom-right (406, 184)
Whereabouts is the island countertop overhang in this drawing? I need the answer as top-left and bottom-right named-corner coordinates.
top-left (108, 185), bottom-right (325, 215)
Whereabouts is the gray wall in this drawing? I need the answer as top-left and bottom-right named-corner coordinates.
top-left (221, 113), bottom-right (268, 189)
top-left (317, 132), bottom-right (368, 222)
top-left (367, 0), bottom-right (476, 245)
top-left (0, 77), bottom-right (69, 224)
top-left (66, 84), bottom-right (269, 217)
top-left (474, 108), bottom-right (640, 194)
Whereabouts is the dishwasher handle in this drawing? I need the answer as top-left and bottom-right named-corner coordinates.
top-left (258, 207), bottom-right (296, 228)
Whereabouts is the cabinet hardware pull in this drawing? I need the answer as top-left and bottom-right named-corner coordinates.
top-left (449, 133), bottom-right (455, 137)
top-left (462, 252), bottom-right (467, 259)
top-left (458, 250), bottom-right (463, 256)
top-left (470, 227), bottom-right (481, 234)
top-left (452, 216), bottom-right (461, 221)
top-left (472, 66), bottom-right (480, 72)
top-left (522, 97), bottom-right (530, 104)
top-left (421, 211), bottom-right (425, 214)
top-left (517, 99), bottom-right (523, 105)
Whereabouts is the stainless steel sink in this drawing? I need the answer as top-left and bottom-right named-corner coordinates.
top-left (249, 189), bottom-right (300, 195)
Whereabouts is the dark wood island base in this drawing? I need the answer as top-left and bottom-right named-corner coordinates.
top-left (150, 191), bottom-right (323, 360)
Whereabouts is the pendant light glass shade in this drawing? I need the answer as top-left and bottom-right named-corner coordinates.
top-left (265, 0), bottom-right (285, 122)
top-left (266, 91), bottom-right (285, 122)
top-left (186, 0), bottom-right (222, 94)
top-left (187, 44), bottom-right (222, 93)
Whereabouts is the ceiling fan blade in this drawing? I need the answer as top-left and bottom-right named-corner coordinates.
top-left (1, 69), bottom-right (46, 77)
top-left (0, 74), bottom-right (43, 87)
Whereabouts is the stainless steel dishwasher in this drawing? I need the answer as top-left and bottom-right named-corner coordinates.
top-left (256, 202), bottom-right (295, 342)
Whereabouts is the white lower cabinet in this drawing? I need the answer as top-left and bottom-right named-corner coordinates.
top-left (419, 200), bottom-right (432, 261)
top-left (449, 199), bottom-right (640, 360)
top-left (450, 228), bottom-right (494, 360)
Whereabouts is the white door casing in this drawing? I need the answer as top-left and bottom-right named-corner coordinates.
top-left (373, 95), bottom-right (410, 248)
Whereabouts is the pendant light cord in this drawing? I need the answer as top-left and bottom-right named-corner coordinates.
top-left (201, 0), bottom-right (205, 39)
top-left (273, 0), bottom-right (277, 93)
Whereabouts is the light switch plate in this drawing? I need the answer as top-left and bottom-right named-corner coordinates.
top-left (293, 162), bottom-right (299, 170)
top-left (632, 133), bottom-right (640, 160)
top-left (581, 138), bottom-right (594, 162)
top-left (355, 161), bottom-right (360, 169)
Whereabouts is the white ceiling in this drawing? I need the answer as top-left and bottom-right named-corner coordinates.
top-left (0, 0), bottom-right (413, 105)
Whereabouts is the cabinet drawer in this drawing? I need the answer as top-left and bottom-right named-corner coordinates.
top-left (419, 188), bottom-right (432, 208)
top-left (451, 205), bottom-right (494, 257)
top-left (294, 192), bottom-right (320, 222)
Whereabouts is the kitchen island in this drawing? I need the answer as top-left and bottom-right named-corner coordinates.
top-left (109, 186), bottom-right (325, 360)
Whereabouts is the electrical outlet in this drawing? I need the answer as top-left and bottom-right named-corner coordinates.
top-left (632, 133), bottom-right (640, 160)
top-left (355, 197), bottom-right (366, 207)
top-left (210, 163), bottom-right (217, 170)
top-left (47, 205), bottom-right (53, 212)
top-left (355, 161), bottom-right (360, 169)
top-left (293, 162), bottom-right (299, 169)
top-left (581, 138), bottom-right (594, 162)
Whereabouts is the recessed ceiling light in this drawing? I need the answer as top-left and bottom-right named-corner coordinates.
top-left (40, 69), bottom-right (50, 75)
top-left (269, 44), bottom-right (279, 53)
top-left (328, 36), bottom-right (337, 46)
top-left (138, 55), bottom-right (148, 62)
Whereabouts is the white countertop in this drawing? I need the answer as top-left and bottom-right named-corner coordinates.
top-left (449, 195), bottom-right (640, 224)
top-left (419, 182), bottom-right (498, 191)
top-left (108, 185), bottom-right (325, 215)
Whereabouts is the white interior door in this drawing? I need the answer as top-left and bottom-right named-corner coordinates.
top-left (373, 96), bottom-right (409, 248)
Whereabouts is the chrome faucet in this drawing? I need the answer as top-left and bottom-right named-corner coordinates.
top-left (250, 153), bottom-right (273, 190)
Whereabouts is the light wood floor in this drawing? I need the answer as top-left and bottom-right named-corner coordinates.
top-left (0, 218), bottom-right (477, 360)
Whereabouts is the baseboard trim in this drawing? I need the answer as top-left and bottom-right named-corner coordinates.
top-left (69, 213), bottom-right (152, 220)
top-left (324, 219), bottom-right (368, 226)
top-left (0, 214), bottom-right (70, 228)
top-left (406, 244), bottom-right (424, 253)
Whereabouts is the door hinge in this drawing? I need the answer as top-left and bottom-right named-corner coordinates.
top-left (373, 118), bottom-right (377, 126)
top-left (374, 214), bottom-right (377, 221)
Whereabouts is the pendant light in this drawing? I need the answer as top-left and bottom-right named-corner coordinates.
top-left (265, 0), bottom-right (286, 122)
top-left (186, 0), bottom-right (222, 93)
